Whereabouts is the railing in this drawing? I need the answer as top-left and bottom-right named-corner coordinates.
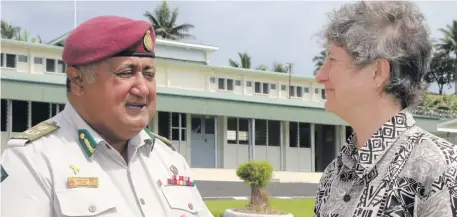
top-left (410, 106), bottom-right (457, 119)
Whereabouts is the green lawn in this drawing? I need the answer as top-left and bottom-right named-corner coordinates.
top-left (205, 198), bottom-right (316, 217)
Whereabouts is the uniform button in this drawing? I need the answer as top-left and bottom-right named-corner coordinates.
top-left (343, 194), bottom-right (351, 202)
top-left (140, 198), bottom-right (145, 205)
top-left (88, 205), bottom-right (96, 212)
top-left (188, 203), bottom-right (193, 210)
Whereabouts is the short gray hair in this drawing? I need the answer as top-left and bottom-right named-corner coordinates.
top-left (320, 1), bottom-right (432, 108)
top-left (66, 62), bottom-right (99, 93)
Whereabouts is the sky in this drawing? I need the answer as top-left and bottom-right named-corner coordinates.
top-left (2, 0), bottom-right (457, 94)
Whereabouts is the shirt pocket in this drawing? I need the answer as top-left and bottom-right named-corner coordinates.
top-left (160, 184), bottom-right (203, 216)
top-left (55, 188), bottom-right (119, 217)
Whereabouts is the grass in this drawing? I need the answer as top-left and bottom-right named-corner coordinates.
top-left (205, 198), bottom-right (316, 217)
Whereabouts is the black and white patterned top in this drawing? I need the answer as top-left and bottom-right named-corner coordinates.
top-left (313, 110), bottom-right (457, 217)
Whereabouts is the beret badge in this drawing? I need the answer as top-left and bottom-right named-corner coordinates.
top-left (143, 29), bottom-right (153, 52)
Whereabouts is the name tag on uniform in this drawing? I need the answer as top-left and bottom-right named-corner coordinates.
top-left (67, 177), bottom-right (99, 188)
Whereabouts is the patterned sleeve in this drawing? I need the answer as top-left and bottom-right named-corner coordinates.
top-left (442, 164), bottom-right (457, 216)
top-left (418, 164), bottom-right (457, 217)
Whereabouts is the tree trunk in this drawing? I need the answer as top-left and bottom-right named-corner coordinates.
top-left (250, 186), bottom-right (269, 211)
top-left (455, 58), bottom-right (457, 94)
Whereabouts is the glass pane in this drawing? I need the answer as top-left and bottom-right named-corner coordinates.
top-left (205, 118), bottom-right (215, 134)
top-left (227, 79), bottom-right (234, 91)
top-left (191, 117), bottom-right (201, 133)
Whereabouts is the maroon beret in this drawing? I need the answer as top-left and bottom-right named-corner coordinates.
top-left (62, 15), bottom-right (156, 65)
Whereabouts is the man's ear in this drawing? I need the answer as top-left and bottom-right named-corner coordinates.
top-left (373, 59), bottom-right (390, 89)
top-left (67, 66), bottom-right (85, 96)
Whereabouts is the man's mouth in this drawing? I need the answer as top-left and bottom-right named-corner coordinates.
top-left (126, 103), bottom-right (146, 109)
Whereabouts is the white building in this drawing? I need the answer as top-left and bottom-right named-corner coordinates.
top-left (0, 35), bottom-right (452, 173)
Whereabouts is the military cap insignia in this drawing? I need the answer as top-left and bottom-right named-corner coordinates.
top-left (1, 165), bottom-right (8, 183)
top-left (9, 121), bottom-right (59, 146)
top-left (78, 129), bottom-right (97, 158)
top-left (143, 29), bottom-right (153, 52)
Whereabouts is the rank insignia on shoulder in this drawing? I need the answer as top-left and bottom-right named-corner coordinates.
top-left (9, 121), bottom-right (59, 146)
top-left (1, 165), bottom-right (8, 183)
top-left (143, 128), bottom-right (176, 151)
top-left (167, 175), bottom-right (196, 187)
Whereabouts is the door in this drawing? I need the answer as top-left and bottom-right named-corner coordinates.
top-left (190, 115), bottom-right (216, 168)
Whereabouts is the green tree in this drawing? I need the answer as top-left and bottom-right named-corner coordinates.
top-left (435, 20), bottom-right (457, 94)
top-left (313, 49), bottom-right (327, 75)
top-left (236, 161), bottom-right (274, 212)
top-left (272, 61), bottom-right (288, 73)
top-left (229, 52), bottom-right (251, 69)
top-left (144, 1), bottom-right (195, 40)
top-left (425, 52), bottom-right (456, 95)
top-left (255, 64), bottom-right (268, 71)
top-left (1, 20), bottom-right (20, 39)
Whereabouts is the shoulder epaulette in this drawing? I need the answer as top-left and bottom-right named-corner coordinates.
top-left (143, 128), bottom-right (176, 151)
top-left (8, 121), bottom-right (59, 147)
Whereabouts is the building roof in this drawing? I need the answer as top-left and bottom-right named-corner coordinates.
top-left (1, 39), bottom-right (318, 81)
top-left (437, 119), bottom-right (457, 133)
top-left (47, 32), bottom-right (220, 53)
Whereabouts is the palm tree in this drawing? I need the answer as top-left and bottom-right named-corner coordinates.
top-left (1, 20), bottom-right (21, 39)
top-left (435, 20), bottom-right (457, 94)
top-left (229, 52), bottom-right (251, 69)
top-left (255, 64), bottom-right (268, 71)
top-left (272, 61), bottom-right (288, 73)
top-left (144, 1), bottom-right (195, 40)
top-left (425, 52), bottom-right (456, 95)
top-left (313, 49), bottom-right (327, 75)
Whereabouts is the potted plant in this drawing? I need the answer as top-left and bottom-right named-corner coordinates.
top-left (224, 161), bottom-right (294, 217)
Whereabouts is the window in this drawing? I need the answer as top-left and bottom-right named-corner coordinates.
top-left (227, 79), bottom-right (234, 90)
top-left (321, 89), bottom-right (326, 99)
top-left (1, 53), bottom-right (17, 68)
top-left (289, 122), bottom-right (311, 148)
top-left (289, 86), bottom-right (303, 98)
top-left (171, 113), bottom-right (186, 141)
top-left (315, 88), bottom-right (319, 94)
top-left (254, 119), bottom-right (280, 146)
top-left (254, 82), bottom-right (261, 93)
top-left (227, 117), bottom-right (249, 145)
top-left (217, 78), bottom-right (234, 91)
top-left (267, 120), bottom-right (280, 146)
top-left (289, 86), bottom-right (295, 97)
top-left (12, 100), bottom-right (28, 132)
top-left (270, 84), bottom-right (276, 90)
top-left (246, 81), bottom-right (252, 87)
top-left (296, 86), bottom-right (303, 97)
top-left (158, 111), bottom-right (187, 141)
top-left (235, 80), bottom-right (241, 86)
top-left (255, 119), bottom-right (267, 145)
top-left (262, 83), bottom-right (269, 94)
top-left (31, 102), bottom-right (50, 126)
top-left (254, 82), bottom-right (270, 94)
top-left (18, 55), bottom-right (27, 63)
top-left (34, 57), bottom-right (43, 64)
top-left (57, 60), bottom-right (66, 73)
top-left (304, 87), bottom-right (309, 93)
top-left (281, 85), bottom-right (286, 91)
top-left (1, 99), bottom-right (7, 131)
top-left (46, 58), bottom-right (55, 72)
top-left (210, 77), bottom-right (216, 83)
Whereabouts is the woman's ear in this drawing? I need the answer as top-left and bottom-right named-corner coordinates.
top-left (373, 59), bottom-right (391, 89)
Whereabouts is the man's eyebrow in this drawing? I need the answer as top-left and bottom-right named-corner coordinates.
top-left (143, 64), bottom-right (156, 71)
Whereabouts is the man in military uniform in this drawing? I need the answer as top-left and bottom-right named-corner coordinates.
top-left (0, 15), bottom-right (213, 217)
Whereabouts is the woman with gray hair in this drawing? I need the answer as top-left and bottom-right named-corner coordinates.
top-left (313, 1), bottom-right (456, 217)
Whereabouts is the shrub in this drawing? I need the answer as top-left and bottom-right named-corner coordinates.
top-left (236, 161), bottom-right (274, 213)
